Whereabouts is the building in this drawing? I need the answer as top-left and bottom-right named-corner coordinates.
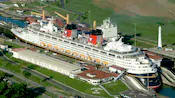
top-left (77, 66), bottom-right (118, 85)
top-left (143, 50), bottom-right (163, 67)
top-left (12, 48), bottom-right (81, 78)
top-left (0, 44), bottom-right (8, 50)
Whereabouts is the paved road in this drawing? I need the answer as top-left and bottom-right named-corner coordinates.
top-left (148, 48), bottom-right (175, 59)
top-left (131, 37), bottom-right (156, 47)
top-left (0, 67), bottom-right (66, 98)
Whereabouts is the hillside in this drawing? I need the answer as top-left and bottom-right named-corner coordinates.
top-left (94, 0), bottom-right (175, 18)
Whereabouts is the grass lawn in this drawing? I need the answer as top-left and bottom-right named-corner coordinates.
top-left (136, 41), bottom-right (154, 48)
top-left (103, 80), bottom-right (128, 95)
top-left (1, 1), bottom-right (13, 5)
top-left (111, 14), bottom-right (175, 45)
top-left (65, 0), bottom-right (113, 25)
top-left (168, 0), bottom-right (175, 3)
top-left (0, 57), bottom-right (21, 73)
top-left (4, 41), bottom-right (24, 48)
top-left (132, 39), bottom-right (156, 48)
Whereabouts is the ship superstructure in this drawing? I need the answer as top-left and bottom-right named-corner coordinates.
top-left (11, 18), bottom-right (160, 89)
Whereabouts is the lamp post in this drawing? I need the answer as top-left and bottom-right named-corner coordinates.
top-left (134, 23), bottom-right (137, 47)
top-left (88, 10), bottom-right (91, 28)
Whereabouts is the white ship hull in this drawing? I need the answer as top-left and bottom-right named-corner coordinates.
top-left (11, 27), bottom-right (157, 75)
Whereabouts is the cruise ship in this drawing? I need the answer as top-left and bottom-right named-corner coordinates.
top-left (11, 17), bottom-right (161, 89)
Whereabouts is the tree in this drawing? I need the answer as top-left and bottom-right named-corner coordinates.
top-left (49, 75), bottom-right (53, 79)
top-left (27, 64), bottom-right (36, 70)
top-left (0, 27), bottom-right (15, 39)
top-left (23, 70), bottom-right (31, 78)
top-left (56, 0), bottom-right (60, 7)
top-left (0, 77), bottom-right (43, 97)
top-left (0, 71), bottom-right (6, 82)
top-left (156, 22), bottom-right (165, 26)
top-left (0, 81), bottom-right (8, 95)
top-left (10, 83), bottom-right (27, 98)
top-left (81, 11), bottom-right (89, 21)
top-left (4, 83), bottom-right (28, 98)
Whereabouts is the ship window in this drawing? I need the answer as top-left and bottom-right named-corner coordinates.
top-left (92, 49), bottom-right (98, 52)
top-left (116, 56), bottom-right (120, 58)
top-left (64, 40), bottom-right (69, 43)
top-left (52, 37), bottom-right (57, 40)
top-left (100, 51), bottom-right (106, 54)
top-left (85, 47), bottom-right (91, 50)
top-left (46, 35), bottom-right (50, 38)
top-left (71, 42), bottom-right (76, 45)
top-left (39, 33), bottom-right (44, 36)
top-left (109, 53), bottom-right (115, 57)
top-left (58, 39), bottom-right (62, 41)
top-left (33, 32), bottom-right (37, 34)
top-left (78, 45), bottom-right (84, 47)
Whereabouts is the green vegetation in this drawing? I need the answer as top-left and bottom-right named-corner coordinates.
top-left (135, 41), bottom-right (155, 48)
top-left (0, 71), bottom-right (35, 98)
top-left (65, 0), bottom-right (113, 24)
top-left (1, 1), bottom-right (13, 5)
top-left (24, 0), bottom-right (113, 25)
top-left (0, 71), bottom-right (7, 81)
top-left (23, 70), bottom-right (31, 78)
top-left (0, 57), bottom-right (21, 73)
top-left (0, 82), bottom-right (29, 98)
top-left (168, 0), bottom-right (175, 3)
top-left (0, 27), bottom-right (15, 39)
top-left (103, 81), bottom-right (128, 95)
top-left (4, 41), bottom-right (24, 48)
top-left (111, 14), bottom-right (175, 45)
top-left (27, 64), bottom-right (36, 70)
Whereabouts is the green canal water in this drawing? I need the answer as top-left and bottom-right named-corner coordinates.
top-left (158, 85), bottom-right (175, 98)
top-left (0, 16), bottom-right (27, 27)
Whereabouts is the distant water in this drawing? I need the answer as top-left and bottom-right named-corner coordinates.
top-left (158, 86), bottom-right (175, 98)
top-left (0, 0), bottom-right (9, 1)
top-left (0, 16), bottom-right (27, 27)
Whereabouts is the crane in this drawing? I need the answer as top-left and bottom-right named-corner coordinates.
top-left (55, 11), bottom-right (69, 24)
top-left (31, 10), bottom-right (45, 20)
